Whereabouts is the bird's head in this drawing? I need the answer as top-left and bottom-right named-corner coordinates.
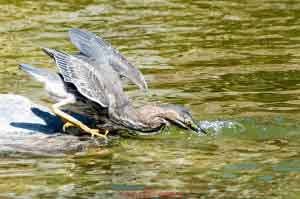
top-left (159, 104), bottom-right (207, 134)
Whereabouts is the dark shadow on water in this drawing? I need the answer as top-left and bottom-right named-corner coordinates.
top-left (10, 107), bottom-right (96, 135)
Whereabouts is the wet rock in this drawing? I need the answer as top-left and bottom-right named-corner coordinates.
top-left (0, 94), bottom-right (98, 154)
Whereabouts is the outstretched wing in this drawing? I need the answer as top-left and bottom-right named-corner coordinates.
top-left (69, 28), bottom-right (148, 91)
top-left (43, 48), bottom-right (111, 107)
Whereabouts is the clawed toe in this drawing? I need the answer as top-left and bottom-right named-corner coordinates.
top-left (89, 129), bottom-right (108, 140)
top-left (62, 122), bottom-right (75, 132)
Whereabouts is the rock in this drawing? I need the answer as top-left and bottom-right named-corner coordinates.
top-left (0, 94), bottom-right (100, 154)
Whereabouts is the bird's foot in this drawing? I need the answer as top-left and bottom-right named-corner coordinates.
top-left (88, 128), bottom-right (108, 140)
top-left (62, 122), bottom-right (108, 140)
top-left (62, 122), bottom-right (75, 132)
top-left (104, 129), bottom-right (109, 137)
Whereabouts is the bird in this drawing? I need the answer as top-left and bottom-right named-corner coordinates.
top-left (20, 28), bottom-right (206, 139)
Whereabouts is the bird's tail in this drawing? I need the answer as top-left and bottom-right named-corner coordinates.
top-left (19, 64), bottom-right (50, 83)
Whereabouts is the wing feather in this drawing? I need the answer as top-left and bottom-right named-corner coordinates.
top-left (43, 48), bottom-right (109, 107)
top-left (69, 28), bottom-right (148, 91)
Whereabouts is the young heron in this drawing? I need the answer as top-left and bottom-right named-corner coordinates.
top-left (20, 29), bottom-right (206, 139)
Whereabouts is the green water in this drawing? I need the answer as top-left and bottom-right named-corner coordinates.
top-left (1, 0), bottom-right (300, 198)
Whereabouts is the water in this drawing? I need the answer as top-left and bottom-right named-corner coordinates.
top-left (1, 0), bottom-right (300, 198)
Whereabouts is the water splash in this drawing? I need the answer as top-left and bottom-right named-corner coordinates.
top-left (198, 120), bottom-right (246, 136)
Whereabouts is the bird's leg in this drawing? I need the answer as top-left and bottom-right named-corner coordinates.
top-left (52, 97), bottom-right (108, 139)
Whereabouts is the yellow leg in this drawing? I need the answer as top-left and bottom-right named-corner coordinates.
top-left (52, 97), bottom-right (108, 139)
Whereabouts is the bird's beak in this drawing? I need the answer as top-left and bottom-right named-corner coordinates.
top-left (189, 121), bottom-right (207, 134)
top-left (173, 118), bottom-right (207, 135)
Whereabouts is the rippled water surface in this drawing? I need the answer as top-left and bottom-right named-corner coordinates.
top-left (1, 0), bottom-right (300, 198)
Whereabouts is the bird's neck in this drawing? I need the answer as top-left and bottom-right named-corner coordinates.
top-left (110, 104), bottom-right (167, 133)
top-left (134, 105), bottom-right (168, 131)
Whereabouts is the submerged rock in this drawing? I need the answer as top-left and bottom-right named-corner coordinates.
top-left (0, 94), bottom-right (99, 154)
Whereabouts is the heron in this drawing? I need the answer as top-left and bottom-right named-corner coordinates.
top-left (20, 29), bottom-right (206, 140)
